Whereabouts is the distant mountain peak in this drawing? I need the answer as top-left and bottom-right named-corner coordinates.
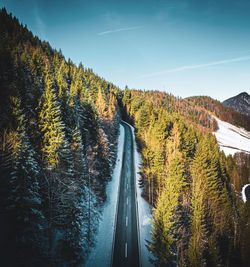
top-left (223, 92), bottom-right (250, 116)
top-left (238, 91), bottom-right (249, 97)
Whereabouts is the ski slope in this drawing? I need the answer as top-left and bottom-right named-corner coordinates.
top-left (213, 117), bottom-right (250, 156)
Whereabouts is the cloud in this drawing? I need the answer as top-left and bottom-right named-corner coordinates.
top-left (142, 55), bottom-right (250, 78)
top-left (35, 14), bottom-right (46, 39)
top-left (32, 2), bottom-right (47, 40)
top-left (97, 26), bottom-right (143, 36)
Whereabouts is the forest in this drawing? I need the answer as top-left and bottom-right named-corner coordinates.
top-left (121, 89), bottom-right (250, 266)
top-left (0, 8), bottom-right (120, 266)
top-left (1, 7), bottom-right (250, 267)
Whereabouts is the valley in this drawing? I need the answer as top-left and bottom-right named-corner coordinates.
top-left (1, 6), bottom-right (250, 267)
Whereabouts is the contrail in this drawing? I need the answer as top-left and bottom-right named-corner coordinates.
top-left (97, 26), bottom-right (143, 36)
top-left (142, 55), bottom-right (250, 78)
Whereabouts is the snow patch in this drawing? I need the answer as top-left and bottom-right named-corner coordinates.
top-left (142, 216), bottom-right (151, 226)
top-left (242, 184), bottom-right (250, 203)
top-left (213, 117), bottom-right (250, 156)
top-left (85, 124), bottom-right (125, 267)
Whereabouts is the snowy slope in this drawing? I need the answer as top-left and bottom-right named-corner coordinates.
top-left (213, 117), bottom-right (250, 156)
top-left (85, 124), bottom-right (125, 267)
top-left (125, 122), bottom-right (155, 267)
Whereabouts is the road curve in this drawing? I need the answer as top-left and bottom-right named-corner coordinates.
top-left (112, 121), bottom-right (140, 267)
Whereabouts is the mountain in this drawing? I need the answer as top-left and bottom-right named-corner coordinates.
top-left (223, 92), bottom-right (250, 116)
top-left (186, 95), bottom-right (250, 131)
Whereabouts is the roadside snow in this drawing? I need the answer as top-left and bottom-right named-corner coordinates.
top-left (213, 117), bottom-right (250, 156)
top-left (242, 184), bottom-right (250, 203)
top-left (85, 122), bottom-right (154, 267)
top-left (85, 124), bottom-right (125, 267)
top-left (124, 121), bottom-right (155, 267)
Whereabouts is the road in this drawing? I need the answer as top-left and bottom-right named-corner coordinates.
top-left (112, 122), bottom-right (140, 267)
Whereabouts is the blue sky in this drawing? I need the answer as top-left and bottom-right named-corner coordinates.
top-left (1, 0), bottom-right (250, 100)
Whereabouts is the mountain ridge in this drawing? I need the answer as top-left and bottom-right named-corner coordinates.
top-left (223, 91), bottom-right (250, 116)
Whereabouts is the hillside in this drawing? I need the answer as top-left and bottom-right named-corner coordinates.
top-left (186, 95), bottom-right (250, 131)
top-left (121, 89), bottom-right (250, 267)
top-left (223, 92), bottom-right (250, 116)
top-left (0, 8), bottom-right (120, 267)
top-left (213, 117), bottom-right (250, 155)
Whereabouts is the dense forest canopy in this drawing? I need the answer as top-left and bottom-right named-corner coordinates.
top-left (121, 89), bottom-right (250, 267)
top-left (0, 8), bottom-right (120, 266)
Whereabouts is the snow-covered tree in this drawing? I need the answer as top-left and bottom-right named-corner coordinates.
top-left (8, 96), bottom-right (45, 263)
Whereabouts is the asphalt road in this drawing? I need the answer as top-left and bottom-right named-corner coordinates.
top-left (112, 122), bottom-right (140, 267)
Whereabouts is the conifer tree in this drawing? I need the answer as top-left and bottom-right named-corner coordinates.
top-left (96, 87), bottom-right (107, 117)
top-left (38, 66), bottom-right (75, 253)
top-left (188, 156), bottom-right (207, 267)
top-left (151, 142), bottom-right (186, 265)
top-left (188, 134), bottom-right (234, 266)
top-left (8, 96), bottom-right (44, 263)
top-left (38, 66), bottom-right (66, 169)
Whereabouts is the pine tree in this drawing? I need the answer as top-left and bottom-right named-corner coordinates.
top-left (62, 186), bottom-right (86, 264)
top-left (188, 161), bottom-right (207, 267)
top-left (38, 66), bottom-right (76, 256)
top-left (8, 96), bottom-right (45, 264)
top-left (151, 146), bottom-right (186, 266)
top-left (38, 66), bottom-right (66, 169)
top-left (96, 87), bottom-right (107, 117)
top-left (188, 134), bottom-right (234, 266)
top-left (108, 91), bottom-right (116, 120)
top-left (71, 125), bottom-right (87, 181)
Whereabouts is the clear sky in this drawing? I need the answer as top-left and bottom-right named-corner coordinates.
top-left (1, 0), bottom-right (250, 100)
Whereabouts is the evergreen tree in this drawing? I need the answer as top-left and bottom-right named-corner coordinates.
top-left (96, 87), bottom-right (107, 117)
top-left (38, 66), bottom-right (66, 169)
top-left (151, 144), bottom-right (186, 265)
top-left (188, 135), bottom-right (234, 266)
top-left (8, 96), bottom-right (45, 265)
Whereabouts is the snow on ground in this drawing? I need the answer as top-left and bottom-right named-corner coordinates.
top-left (242, 184), bottom-right (250, 203)
top-left (85, 124), bottom-right (125, 267)
top-left (85, 122), bottom-right (154, 267)
top-left (213, 117), bottom-right (250, 156)
top-left (125, 122), bottom-right (155, 267)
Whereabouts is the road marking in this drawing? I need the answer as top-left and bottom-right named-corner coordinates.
top-left (127, 197), bottom-right (128, 205)
top-left (125, 242), bottom-right (128, 258)
top-left (127, 183), bottom-right (128, 189)
top-left (126, 216), bottom-right (128, 227)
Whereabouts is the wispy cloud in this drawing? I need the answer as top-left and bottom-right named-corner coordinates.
top-left (33, 4), bottom-right (47, 40)
top-left (142, 55), bottom-right (250, 78)
top-left (35, 14), bottom-right (46, 39)
top-left (97, 26), bottom-right (143, 36)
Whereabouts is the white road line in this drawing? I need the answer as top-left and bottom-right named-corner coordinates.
top-left (127, 197), bottom-right (128, 205)
top-left (126, 216), bottom-right (128, 227)
top-left (125, 242), bottom-right (128, 258)
top-left (127, 183), bottom-right (128, 189)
